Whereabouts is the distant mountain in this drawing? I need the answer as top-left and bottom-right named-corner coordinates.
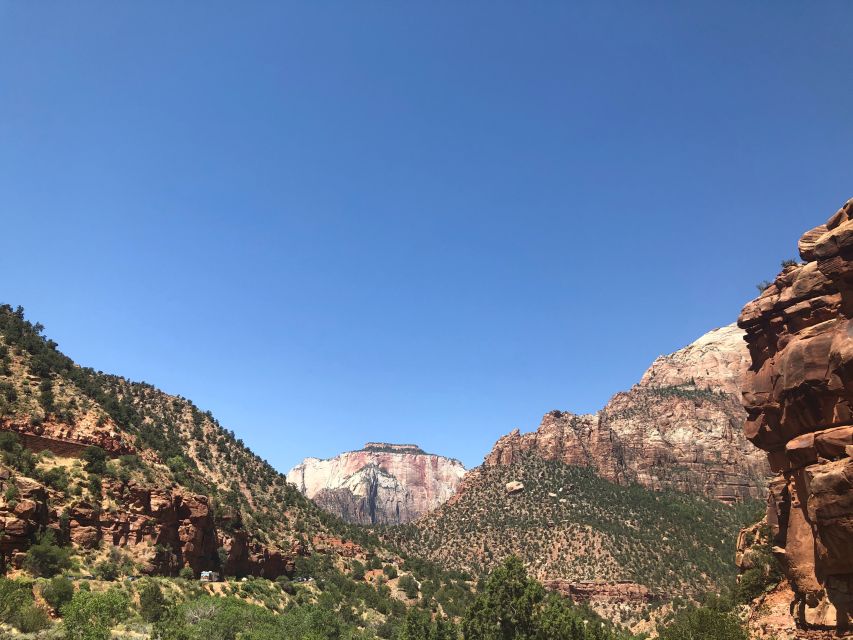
top-left (486, 324), bottom-right (769, 503)
top-left (287, 443), bottom-right (466, 524)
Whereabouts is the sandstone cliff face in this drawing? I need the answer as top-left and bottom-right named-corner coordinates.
top-left (0, 468), bottom-right (296, 578)
top-left (738, 198), bottom-right (853, 634)
top-left (485, 325), bottom-right (768, 502)
top-left (287, 444), bottom-right (466, 524)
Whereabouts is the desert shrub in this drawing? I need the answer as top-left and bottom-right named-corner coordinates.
top-left (463, 557), bottom-right (620, 640)
top-left (119, 454), bottom-right (142, 469)
top-left (0, 431), bottom-right (37, 475)
top-left (138, 580), bottom-right (167, 622)
top-left (0, 577), bottom-right (32, 622)
top-left (462, 557), bottom-right (542, 640)
top-left (383, 564), bottom-right (398, 579)
top-left (657, 605), bottom-right (746, 640)
top-left (42, 574), bottom-right (74, 610)
top-left (0, 577), bottom-right (51, 632)
top-left (94, 559), bottom-right (120, 581)
top-left (61, 588), bottom-right (129, 640)
top-left (39, 378), bottom-right (55, 413)
top-left (736, 541), bottom-right (782, 605)
top-left (40, 466), bottom-right (70, 492)
top-left (154, 596), bottom-right (279, 640)
top-left (0, 381), bottom-right (16, 402)
top-left (14, 602), bottom-right (51, 632)
top-left (23, 530), bottom-right (72, 577)
top-left (82, 446), bottom-right (108, 475)
top-left (398, 574), bottom-right (419, 599)
top-left (179, 566), bottom-right (195, 580)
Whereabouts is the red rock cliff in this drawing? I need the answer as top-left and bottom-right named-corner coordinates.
top-left (485, 325), bottom-right (768, 503)
top-left (0, 468), bottom-right (294, 579)
top-left (738, 198), bottom-right (853, 633)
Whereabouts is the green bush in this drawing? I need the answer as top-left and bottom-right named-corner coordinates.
top-left (61, 588), bottom-right (129, 640)
top-left (657, 605), bottom-right (746, 640)
top-left (154, 596), bottom-right (279, 640)
top-left (0, 577), bottom-right (51, 632)
top-left (23, 529), bottom-right (72, 577)
top-left (82, 446), bottom-right (108, 475)
top-left (42, 574), bottom-right (74, 610)
top-left (179, 566), bottom-right (195, 580)
top-left (94, 559), bottom-right (120, 581)
top-left (398, 574), bottom-right (419, 599)
top-left (14, 602), bottom-right (51, 632)
top-left (40, 466), bottom-right (70, 492)
top-left (462, 557), bottom-right (621, 640)
top-left (138, 581), bottom-right (167, 622)
top-left (0, 432), bottom-right (37, 475)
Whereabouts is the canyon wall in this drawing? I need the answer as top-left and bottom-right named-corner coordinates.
top-left (738, 198), bottom-right (853, 634)
top-left (286, 443), bottom-right (466, 524)
top-left (485, 324), bottom-right (768, 502)
top-left (0, 469), bottom-right (295, 578)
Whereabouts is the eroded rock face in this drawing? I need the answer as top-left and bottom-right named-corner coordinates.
top-left (738, 198), bottom-right (853, 633)
top-left (0, 473), bottom-right (292, 578)
top-left (1, 416), bottom-right (134, 456)
top-left (542, 579), bottom-right (660, 605)
top-left (485, 326), bottom-right (768, 503)
top-left (287, 443), bottom-right (466, 524)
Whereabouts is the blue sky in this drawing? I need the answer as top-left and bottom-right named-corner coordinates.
top-left (1, 2), bottom-right (851, 472)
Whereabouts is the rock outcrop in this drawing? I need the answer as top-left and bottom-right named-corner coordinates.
top-left (485, 325), bottom-right (768, 503)
top-left (738, 198), bottom-right (853, 634)
top-left (0, 470), bottom-right (294, 578)
top-left (287, 443), bottom-right (466, 524)
top-left (542, 579), bottom-right (661, 605)
top-left (1, 416), bottom-right (134, 456)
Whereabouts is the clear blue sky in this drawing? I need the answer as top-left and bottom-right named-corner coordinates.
top-left (1, 2), bottom-right (851, 472)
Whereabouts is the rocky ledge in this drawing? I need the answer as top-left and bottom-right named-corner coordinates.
top-left (738, 198), bottom-right (853, 633)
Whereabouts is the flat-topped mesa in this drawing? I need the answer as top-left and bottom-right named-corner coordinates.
top-left (484, 324), bottom-right (768, 503)
top-left (362, 443), bottom-right (425, 455)
top-left (287, 444), bottom-right (466, 525)
top-left (737, 197), bottom-right (853, 634)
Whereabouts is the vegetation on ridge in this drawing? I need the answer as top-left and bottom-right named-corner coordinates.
top-left (390, 454), bottom-right (761, 601)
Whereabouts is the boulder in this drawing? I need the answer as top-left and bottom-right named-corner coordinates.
top-left (505, 480), bottom-right (524, 495)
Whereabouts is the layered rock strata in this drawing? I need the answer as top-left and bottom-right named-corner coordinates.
top-left (485, 325), bottom-right (768, 503)
top-left (542, 579), bottom-right (661, 605)
top-left (738, 198), bottom-right (853, 633)
top-left (287, 443), bottom-right (466, 524)
top-left (0, 469), bottom-right (294, 578)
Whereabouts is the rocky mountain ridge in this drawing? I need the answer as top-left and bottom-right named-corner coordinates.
top-left (485, 324), bottom-right (769, 503)
top-left (287, 443), bottom-right (466, 524)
